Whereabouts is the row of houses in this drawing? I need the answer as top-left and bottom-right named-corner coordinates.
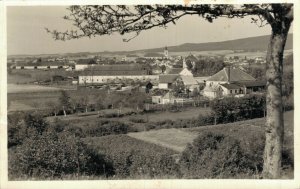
top-left (150, 66), bottom-right (265, 104)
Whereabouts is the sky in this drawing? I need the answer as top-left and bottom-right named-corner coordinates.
top-left (7, 6), bottom-right (293, 55)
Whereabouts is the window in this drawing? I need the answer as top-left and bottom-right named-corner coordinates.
top-left (230, 90), bottom-right (232, 94)
top-left (235, 90), bottom-right (238, 93)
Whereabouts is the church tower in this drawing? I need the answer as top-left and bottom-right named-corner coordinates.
top-left (182, 57), bottom-right (187, 68)
top-left (164, 46), bottom-right (168, 58)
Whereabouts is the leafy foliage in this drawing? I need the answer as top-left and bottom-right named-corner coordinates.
top-left (179, 133), bottom-right (262, 178)
top-left (46, 5), bottom-right (292, 42)
top-left (84, 135), bottom-right (179, 178)
top-left (9, 131), bottom-right (112, 179)
top-left (210, 94), bottom-right (266, 124)
top-left (192, 58), bottom-right (225, 76)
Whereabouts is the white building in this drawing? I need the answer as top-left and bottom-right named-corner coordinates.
top-left (203, 67), bottom-right (265, 99)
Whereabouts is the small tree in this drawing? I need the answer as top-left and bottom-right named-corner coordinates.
top-left (160, 65), bottom-right (166, 74)
top-left (45, 101), bottom-right (59, 116)
top-left (171, 78), bottom-right (185, 97)
top-left (24, 113), bottom-right (48, 135)
top-left (59, 90), bottom-right (71, 116)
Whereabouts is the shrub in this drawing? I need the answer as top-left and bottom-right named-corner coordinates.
top-left (210, 94), bottom-right (266, 124)
top-left (8, 112), bottom-right (49, 148)
top-left (9, 131), bottom-right (113, 179)
top-left (101, 112), bottom-right (123, 118)
top-left (129, 117), bottom-right (147, 123)
top-left (8, 120), bottom-right (27, 148)
top-left (85, 135), bottom-right (179, 178)
top-left (24, 113), bottom-right (49, 135)
top-left (179, 133), bottom-right (259, 178)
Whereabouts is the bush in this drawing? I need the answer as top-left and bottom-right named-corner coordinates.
top-left (8, 112), bottom-right (49, 148)
top-left (69, 120), bottom-right (129, 137)
top-left (179, 133), bottom-right (260, 178)
top-left (9, 131), bottom-right (113, 179)
top-left (85, 135), bottom-right (180, 178)
top-left (8, 119), bottom-right (27, 148)
top-left (210, 94), bottom-right (266, 124)
top-left (101, 112), bottom-right (123, 118)
top-left (129, 117), bottom-right (147, 123)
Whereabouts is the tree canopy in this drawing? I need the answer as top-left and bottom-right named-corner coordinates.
top-left (46, 4), bottom-right (293, 42)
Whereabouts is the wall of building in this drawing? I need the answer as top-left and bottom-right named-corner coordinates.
top-left (179, 68), bottom-right (193, 76)
top-left (158, 83), bottom-right (169, 89)
top-left (203, 91), bottom-right (217, 99)
top-left (75, 64), bottom-right (89, 70)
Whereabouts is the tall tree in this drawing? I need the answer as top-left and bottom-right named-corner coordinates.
top-left (47, 4), bottom-right (293, 178)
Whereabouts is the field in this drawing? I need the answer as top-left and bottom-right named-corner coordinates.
top-left (7, 72), bottom-right (36, 84)
top-left (8, 90), bottom-right (62, 112)
top-left (7, 86), bottom-right (100, 113)
top-left (7, 84), bottom-right (66, 94)
top-left (127, 111), bottom-right (293, 153)
top-left (82, 135), bottom-right (179, 178)
top-left (45, 106), bottom-right (212, 133)
top-left (83, 134), bottom-right (177, 155)
top-left (128, 128), bottom-right (198, 152)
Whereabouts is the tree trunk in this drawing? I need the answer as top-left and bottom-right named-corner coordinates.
top-left (262, 21), bottom-right (291, 178)
top-left (63, 106), bottom-right (67, 117)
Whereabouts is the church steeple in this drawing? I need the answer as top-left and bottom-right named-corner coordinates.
top-left (183, 57), bottom-right (187, 68)
top-left (164, 46), bottom-right (168, 58)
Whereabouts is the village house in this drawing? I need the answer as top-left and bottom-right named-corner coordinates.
top-left (203, 67), bottom-right (265, 99)
top-left (158, 74), bottom-right (178, 89)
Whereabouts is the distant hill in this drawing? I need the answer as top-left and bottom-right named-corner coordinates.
top-left (138, 34), bottom-right (293, 53)
top-left (8, 34), bottom-right (292, 58)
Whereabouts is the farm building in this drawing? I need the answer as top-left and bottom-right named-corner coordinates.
top-left (78, 64), bottom-right (157, 84)
top-left (13, 62), bottom-right (73, 70)
top-left (158, 66), bottom-right (195, 90)
top-left (203, 67), bottom-right (265, 99)
top-left (158, 75), bottom-right (178, 89)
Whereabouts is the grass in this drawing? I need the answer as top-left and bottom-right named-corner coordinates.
top-left (45, 107), bottom-right (212, 133)
top-left (7, 84), bottom-right (67, 94)
top-left (46, 106), bottom-right (211, 123)
top-left (8, 91), bottom-right (61, 112)
top-left (127, 111), bottom-right (293, 153)
top-left (7, 73), bottom-right (36, 84)
top-left (83, 134), bottom-right (177, 155)
top-left (128, 128), bottom-right (198, 152)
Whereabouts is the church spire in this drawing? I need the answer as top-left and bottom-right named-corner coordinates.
top-left (164, 46), bottom-right (168, 58)
top-left (183, 57), bottom-right (187, 68)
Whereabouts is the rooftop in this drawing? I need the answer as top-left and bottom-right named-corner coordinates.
top-left (180, 76), bottom-right (198, 85)
top-left (159, 74), bottom-right (178, 83)
top-left (207, 67), bottom-right (256, 82)
top-left (220, 83), bottom-right (241, 90)
top-left (167, 68), bottom-right (183, 74)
